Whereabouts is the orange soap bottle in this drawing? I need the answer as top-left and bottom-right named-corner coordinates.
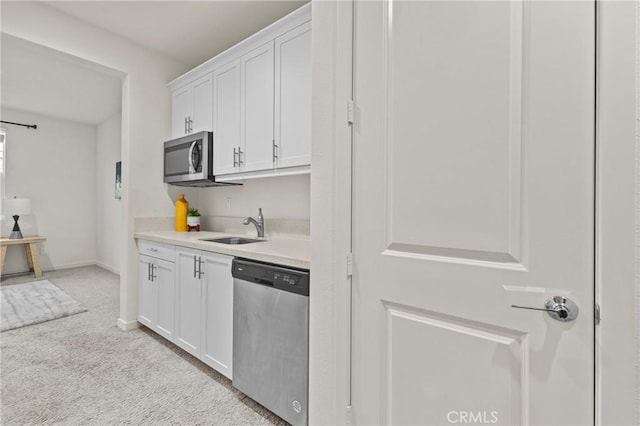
top-left (175, 194), bottom-right (189, 232)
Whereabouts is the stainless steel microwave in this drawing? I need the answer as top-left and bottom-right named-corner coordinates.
top-left (163, 131), bottom-right (239, 187)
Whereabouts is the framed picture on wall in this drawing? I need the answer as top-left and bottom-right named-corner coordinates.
top-left (115, 161), bottom-right (122, 200)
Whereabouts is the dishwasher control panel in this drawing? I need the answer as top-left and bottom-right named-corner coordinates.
top-left (232, 258), bottom-right (310, 297)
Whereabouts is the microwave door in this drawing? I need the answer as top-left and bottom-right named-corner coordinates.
top-left (165, 138), bottom-right (204, 182)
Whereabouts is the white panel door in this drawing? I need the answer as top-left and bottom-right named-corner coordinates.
top-left (154, 258), bottom-right (175, 342)
top-left (190, 73), bottom-right (213, 134)
top-left (213, 60), bottom-right (242, 176)
top-left (137, 255), bottom-right (156, 328)
top-left (200, 252), bottom-right (234, 379)
top-left (171, 85), bottom-right (190, 138)
top-left (351, 1), bottom-right (595, 425)
top-left (175, 247), bottom-right (202, 358)
top-left (241, 41), bottom-right (275, 173)
top-left (274, 22), bottom-right (312, 169)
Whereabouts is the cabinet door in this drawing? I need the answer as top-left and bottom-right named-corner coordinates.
top-left (241, 41), bottom-right (275, 173)
top-left (175, 247), bottom-right (202, 358)
top-left (172, 86), bottom-right (191, 138)
top-left (200, 252), bottom-right (234, 379)
top-left (213, 60), bottom-right (242, 176)
top-left (274, 22), bottom-right (312, 169)
top-left (191, 73), bottom-right (213, 134)
top-left (137, 255), bottom-right (156, 328)
top-left (154, 258), bottom-right (176, 342)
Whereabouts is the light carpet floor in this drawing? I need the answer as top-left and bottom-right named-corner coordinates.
top-left (0, 266), bottom-right (286, 425)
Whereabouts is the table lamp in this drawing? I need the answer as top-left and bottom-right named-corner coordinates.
top-left (5, 197), bottom-right (31, 239)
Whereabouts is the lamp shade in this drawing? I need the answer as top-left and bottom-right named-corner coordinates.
top-left (5, 197), bottom-right (32, 216)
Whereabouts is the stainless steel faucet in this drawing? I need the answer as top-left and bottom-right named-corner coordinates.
top-left (243, 208), bottom-right (265, 238)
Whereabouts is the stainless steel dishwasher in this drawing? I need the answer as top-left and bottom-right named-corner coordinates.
top-left (231, 258), bottom-right (309, 426)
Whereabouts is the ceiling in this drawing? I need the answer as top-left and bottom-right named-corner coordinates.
top-left (45, 1), bottom-right (309, 67)
top-left (1, 1), bottom-right (308, 125)
top-left (1, 34), bottom-right (123, 125)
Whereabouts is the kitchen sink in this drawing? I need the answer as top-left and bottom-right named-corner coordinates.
top-left (200, 237), bottom-right (266, 245)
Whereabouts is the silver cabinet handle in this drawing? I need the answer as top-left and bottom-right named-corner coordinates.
top-left (233, 147), bottom-right (238, 167)
top-left (193, 255), bottom-right (197, 278)
top-left (272, 140), bottom-right (278, 164)
top-left (147, 263), bottom-right (151, 281)
top-left (184, 117), bottom-right (188, 134)
top-left (147, 248), bottom-right (158, 253)
top-left (511, 296), bottom-right (579, 322)
top-left (198, 257), bottom-right (204, 279)
top-left (188, 117), bottom-right (193, 133)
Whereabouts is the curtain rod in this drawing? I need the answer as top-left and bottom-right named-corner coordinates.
top-left (0, 120), bottom-right (37, 130)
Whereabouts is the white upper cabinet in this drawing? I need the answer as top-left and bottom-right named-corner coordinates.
top-left (241, 41), bottom-right (275, 174)
top-left (191, 74), bottom-right (213, 134)
top-left (169, 3), bottom-right (311, 178)
top-left (274, 22), bottom-right (312, 169)
top-left (171, 86), bottom-right (191, 138)
top-left (213, 59), bottom-right (241, 176)
top-left (171, 73), bottom-right (213, 138)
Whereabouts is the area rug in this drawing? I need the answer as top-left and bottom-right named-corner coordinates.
top-left (1, 280), bottom-right (87, 332)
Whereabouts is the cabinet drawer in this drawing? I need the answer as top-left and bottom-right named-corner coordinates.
top-left (138, 240), bottom-right (175, 262)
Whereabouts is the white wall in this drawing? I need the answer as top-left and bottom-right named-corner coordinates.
top-left (309, 1), bottom-right (353, 424)
top-left (1, 1), bottom-right (190, 329)
top-left (199, 174), bottom-right (310, 219)
top-left (96, 113), bottom-right (122, 274)
top-left (1, 108), bottom-right (97, 273)
top-left (598, 1), bottom-right (640, 424)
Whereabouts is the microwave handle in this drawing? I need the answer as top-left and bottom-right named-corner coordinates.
top-left (188, 141), bottom-right (197, 173)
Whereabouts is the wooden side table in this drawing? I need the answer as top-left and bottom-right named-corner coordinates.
top-left (0, 236), bottom-right (47, 278)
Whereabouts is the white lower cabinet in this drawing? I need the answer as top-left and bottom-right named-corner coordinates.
top-left (137, 255), bottom-right (157, 327)
top-left (137, 241), bottom-right (176, 342)
top-left (200, 252), bottom-right (234, 379)
top-left (175, 247), bottom-right (203, 358)
top-left (174, 246), bottom-right (234, 379)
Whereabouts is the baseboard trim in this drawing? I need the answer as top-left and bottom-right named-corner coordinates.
top-left (4, 262), bottom-right (121, 276)
top-left (43, 261), bottom-right (96, 272)
top-left (117, 318), bottom-right (139, 331)
top-left (95, 262), bottom-right (120, 275)
top-left (2, 261), bottom-right (96, 276)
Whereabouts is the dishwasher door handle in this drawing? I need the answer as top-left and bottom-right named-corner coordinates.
top-left (254, 278), bottom-right (275, 287)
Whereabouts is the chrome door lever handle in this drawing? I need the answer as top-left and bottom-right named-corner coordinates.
top-left (511, 296), bottom-right (579, 322)
top-left (511, 305), bottom-right (556, 313)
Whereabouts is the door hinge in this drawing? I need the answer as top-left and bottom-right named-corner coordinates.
top-left (347, 100), bottom-right (355, 125)
top-left (595, 303), bottom-right (601, 325)
top-left (346, 252), bottom-right (353, 278)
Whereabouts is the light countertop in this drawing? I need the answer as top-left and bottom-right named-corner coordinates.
top-left (134, 230), bottom-right (309, 270)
